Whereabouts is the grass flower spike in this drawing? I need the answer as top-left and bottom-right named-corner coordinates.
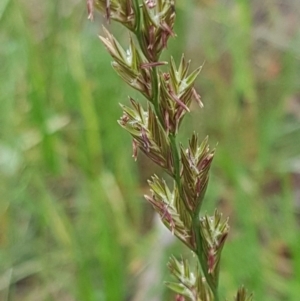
top-left (87, 1), bottom-right (254, 300)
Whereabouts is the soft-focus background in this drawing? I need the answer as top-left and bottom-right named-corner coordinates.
top-left (1, 0), bottom-right (300, 300)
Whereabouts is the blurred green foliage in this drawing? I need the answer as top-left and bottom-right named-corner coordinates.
top-left (0, 0), bottom-right (300, 300)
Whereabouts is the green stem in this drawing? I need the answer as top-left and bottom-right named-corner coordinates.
top-left (133, 0), bottom-right (141, 33)
top-left (193, 217), bottom-right (219, 301)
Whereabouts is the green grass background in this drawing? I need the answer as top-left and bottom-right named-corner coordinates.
top-left (1, 0), bottom-right (300, 300)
